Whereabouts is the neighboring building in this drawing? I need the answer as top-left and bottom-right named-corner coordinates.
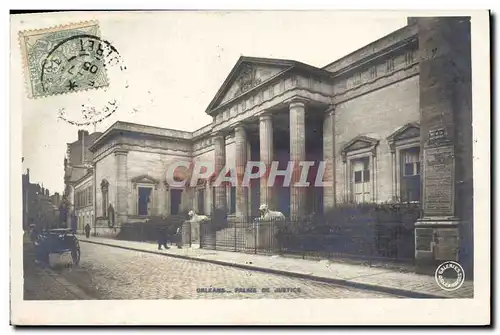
top-left (62, 129), bottom-right (102, 231)
top-left (69, 17), bottom-right (473, 274)
top-left (50, 192), bottom-right (61, 209)
top-left (22, 169), bottom-right (60, 230)
top-left (73, 170), bottom-right (93, 233)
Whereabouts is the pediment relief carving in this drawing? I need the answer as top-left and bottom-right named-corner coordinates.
top-left (215, 63), bottom-right (289, 109)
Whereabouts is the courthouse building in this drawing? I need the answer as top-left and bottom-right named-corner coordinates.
top-left (64, 17), bottom-right (473, 272)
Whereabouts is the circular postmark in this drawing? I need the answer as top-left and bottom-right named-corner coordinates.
top-left (41, 34), bottom-right (124, 96)
top-left (41, 34), bottom-right (128, 127)
top-left (434, 261), bottom-right (465, 291)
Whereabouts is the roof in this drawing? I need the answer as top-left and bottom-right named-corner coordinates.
top-left (89, 121), bottom-right (195, 152)
top-left (322, 23), bottom-right (417, 75)
top-left (205, 56), bottom-right (335, 116)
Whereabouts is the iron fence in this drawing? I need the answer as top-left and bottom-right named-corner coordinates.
top-left (199, 204), bottom-right (418, 265)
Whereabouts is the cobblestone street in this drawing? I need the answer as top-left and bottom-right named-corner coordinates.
top-left (24, 241), bottom-right (404, 300)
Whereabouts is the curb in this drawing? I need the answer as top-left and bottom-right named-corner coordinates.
top-left (80, 239), bottom-right (448, 299)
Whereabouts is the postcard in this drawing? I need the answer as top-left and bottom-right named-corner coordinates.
top-left (10, 10), bottom-right (490, 325)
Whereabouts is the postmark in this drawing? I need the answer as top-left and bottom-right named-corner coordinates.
top-left (434, 261), bottom-right (465, 291)
top-left (19, 21), bottom-right (118, 98)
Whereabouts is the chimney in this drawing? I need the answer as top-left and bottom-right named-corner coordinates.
top-left (78, 129), bottom-right (85, 141)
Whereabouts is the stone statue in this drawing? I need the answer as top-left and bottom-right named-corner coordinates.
top-left (255, 204), bottom-right (285, 222)
top-left (187, 210), bottom-right (210, 242)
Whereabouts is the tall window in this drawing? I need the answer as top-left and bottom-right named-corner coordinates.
top-left (352, 157), bottom-right (371, 203)
top-left (198, 188), bottom-right (205, 215)
top-left (170, 189), bottom-right (182, 215)
top-left (138, 187), bottom-right (152, 216)
top-left (228, 186), bottom-right (236, 214)
top-left (400, 148), bottom-right (421, 202)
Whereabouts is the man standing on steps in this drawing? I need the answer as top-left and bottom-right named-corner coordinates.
top-left (84, 223), bottom-right (91, 238)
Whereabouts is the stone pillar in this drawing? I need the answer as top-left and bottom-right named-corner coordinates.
top-left (246, 137), bottom-right (252, 216)
top-left (115, 149), bottom-right (129, 225)
top-left (235, 123), bottom-right (248, 218)
top-left (213, 132), bottom-right (227, 212)
top-left (259, 113), bottom-right (274, 209)
top-left (415, 17), bottom-right (473, 276)
top-left (289, 99), bottom-right (306, 220)
top-left (323, 105), bottom-right (336, 211)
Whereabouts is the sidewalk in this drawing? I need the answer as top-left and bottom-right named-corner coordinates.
top-left (80, 236), bottom-right (473, 299)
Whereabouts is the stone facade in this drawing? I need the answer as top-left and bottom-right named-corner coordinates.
top-left (68, 17), bottom-right (472, 273)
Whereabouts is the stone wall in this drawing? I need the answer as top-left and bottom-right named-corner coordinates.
top-left (94, 153), bottom-right (116, 218)
top-left (334, 75), bottom-right (420, 203)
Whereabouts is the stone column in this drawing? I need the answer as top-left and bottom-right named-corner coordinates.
top-left (115, 149), bottom-right (129, 225)
top-left (415, 17), bottom-right (473, 276)
top-left (259, 113), bottom-right (274, 209)
top-left (235, 123), bottom-right (248, 218)
top-left (289, 99), bottom-right (306, 220)
top-left (213, 132), bottom-right (227, 212)
top-left (322, 105), bottom-right (336, 211)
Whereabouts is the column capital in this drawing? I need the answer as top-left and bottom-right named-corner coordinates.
top-left (114, 149), bottom-right (129, 156)
top-left (212, 130), bottom-right (227, 139)
top-left (259, 112), bottom-right (273, 122)
top-left (233, 122), bottom-right (247, 132)
top-left (286, 96), bottom-right (309, 108)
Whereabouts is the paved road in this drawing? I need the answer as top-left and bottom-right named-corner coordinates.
top-left (24, 241), bottom-right (403, 300)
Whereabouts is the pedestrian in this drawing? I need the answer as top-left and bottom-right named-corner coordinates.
top-left (157, 226), bottom-right (169, 250)
top-left (84, 223), bottom-right (91, 238)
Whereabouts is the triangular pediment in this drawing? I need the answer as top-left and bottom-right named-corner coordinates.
top-left (206, 57), bottom-right (295, 113)
top-left (131, 174), bottom-right (159, 185)
top-left (387, 122), bottom-right (420, 142)
top-left (341, 135), bottom-right (379, 154)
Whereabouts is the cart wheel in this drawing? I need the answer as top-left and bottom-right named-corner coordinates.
top-left (71, 239), bottom-right (81, 265)
top-left (71, 247), bottom-right (80, 265)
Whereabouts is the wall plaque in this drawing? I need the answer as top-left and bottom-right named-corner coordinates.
top-left (423, 145), bottom-right (455, 216)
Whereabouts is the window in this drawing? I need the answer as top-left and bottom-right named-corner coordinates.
top-left (405, 50), bottom-right (415, 66)
top-left (386, 58), bottom-right (395, 72)
top-left (369, 66), bottom-right (377, 79)
top-left (170, 189), bottom-right (182, 215)
top-left (229, 186), bottom-right (236, 214)
top-left (353, 72), bottom-right (362, 85)
top-left (138, 187), bottom-right (153, 216)
top-left (400, 148), bottom-right (421, 202)
top-left (352, 157), bottom-right (371, 203)
top-left (198, 188), bottom-right (205, 215)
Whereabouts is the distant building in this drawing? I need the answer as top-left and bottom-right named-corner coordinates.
top-left (22, 169), bottom-right (60, 230)
top-left (62, 130), bottom-right (101, 232)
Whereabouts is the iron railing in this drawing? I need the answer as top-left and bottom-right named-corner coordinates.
top-left (199, 207), bottom-right (417, 265)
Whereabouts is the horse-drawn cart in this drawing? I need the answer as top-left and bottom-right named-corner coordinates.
top-left (34, 228), bottom-right (81, 266)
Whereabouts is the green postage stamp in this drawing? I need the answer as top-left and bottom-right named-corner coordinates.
top-left (19, 21), bottom-right (111, 98)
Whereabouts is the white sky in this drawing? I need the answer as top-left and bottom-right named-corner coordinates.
top-left (12, 11), bottom-right (408, 194)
